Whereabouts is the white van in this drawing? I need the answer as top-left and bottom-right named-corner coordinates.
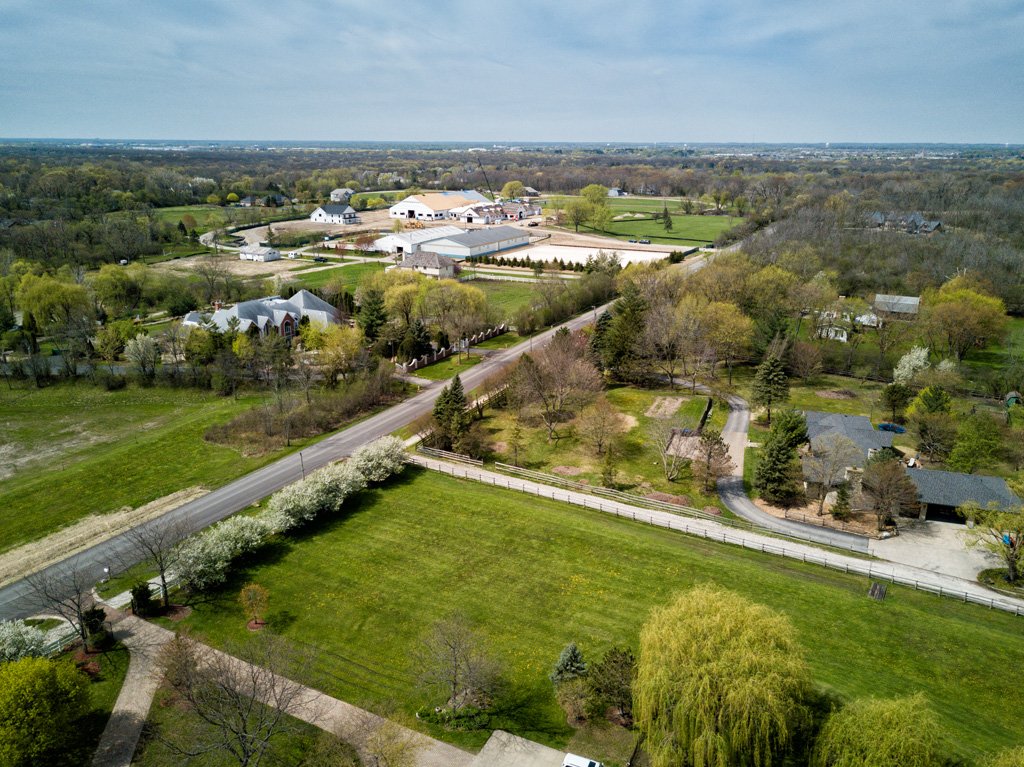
top-left (562, 755), bottom-right (603, 767)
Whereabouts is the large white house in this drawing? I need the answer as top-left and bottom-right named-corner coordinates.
top-left (239, 245), bottom-right (281, 262)
top-left (389, 191), bottom-right (490, 221)
top-left (310, 205), bottom-right (359, 225)
top-left (419, 225), bottom-right (529, 259)
top-left (373, 225), bottom-right (463, 255)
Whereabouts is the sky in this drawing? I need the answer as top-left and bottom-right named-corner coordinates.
top-left (1, 0), bottom-right (1022, 143)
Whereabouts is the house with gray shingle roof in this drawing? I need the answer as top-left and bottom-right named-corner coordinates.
top-left (907, 468), bottom-right (1021, 523)
top-left (184, 289), bottom-right (340, 340)
top-left (390, 251), bottom-right (456, 280)
top-left (803, 411), bottom-right (894, 466)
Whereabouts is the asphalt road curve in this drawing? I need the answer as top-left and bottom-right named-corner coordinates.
top-left (0, 303), bottom-right (614, 620)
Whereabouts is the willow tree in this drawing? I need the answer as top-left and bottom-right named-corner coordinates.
top-left (812, 694), bottom-right (943, 767)
top-left (635, 585), bottom-right (809, 767)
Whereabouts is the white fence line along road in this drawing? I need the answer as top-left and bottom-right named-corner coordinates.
top-left (409, 455), bottom-right (1024, 619)
top-left (0, 302), bottom-right (617, 622)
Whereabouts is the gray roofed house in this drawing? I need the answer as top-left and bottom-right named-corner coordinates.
top-left (310, 205), bottom-right (359, 225)
top-left (330, 187), bottom-right (354, 202)
top-left (391, 251), bottom-right (456, 280)
top-left (907, 468), bottom-right (1021, 522)
top-left (522, 186), bottom-right (540, 197)
top-left (197, 289), bottom-right (341, 339)
top-left (803, 411), bottom-right (894, 466)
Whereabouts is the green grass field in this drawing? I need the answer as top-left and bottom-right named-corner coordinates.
top-left (568, 213), bottom-right (740, 246)
top-left (473, 331), bottom-right (524, 350)
top-left (165, 469), bottom-right (1024, 760)
top-left (150, 205), bottom-right (230, 233)
top-left (0, 383), bottom-right (312, 553)
top-left (295, 261), bottom-right (388, 291)
top-left (468, 279), bottom-right (537, 320)
top-left (411, 352), bottom-right (483, 381)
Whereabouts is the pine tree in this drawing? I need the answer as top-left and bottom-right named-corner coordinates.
top-left (602, 284), bottom-right (648, 382)
top-left (766, 409), bottom-right (808, 452)
top-left (751, 354), bottom-right (789, 425)
top-left (831, 483), bottom-right (852, 520)
top-left (754, 435), bottom-right (797, 503)
top-left (692, 428), bottom-right (734, 492)
top-left (662, 204), bottom-right (673, 232)
top-left (431, 375), bottom-right (469, 450)
top-left (357, 289), bottom-right (387, 342)
top-left (550, 642), bottom-right (588, 685)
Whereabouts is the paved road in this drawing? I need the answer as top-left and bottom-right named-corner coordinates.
top-left (0, 305), bottom-right (613, 621)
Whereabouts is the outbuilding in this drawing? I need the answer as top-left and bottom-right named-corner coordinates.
top-left (239, 245), bottom-right (281, 262)
top-left (417, 225), bottom-right (529, 259)
top-left (373, 225), bottom-right (463, 255)
top-left (907, 468), bottom-right (1021, 523)
top-left (389, 251), bottom-right (457, 280)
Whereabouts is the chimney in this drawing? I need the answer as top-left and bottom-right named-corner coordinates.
top-left (214, 301), bottom-right (223, 311)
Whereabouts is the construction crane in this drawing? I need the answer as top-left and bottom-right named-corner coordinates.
top-left (477, 158), bottom-right (496, 202)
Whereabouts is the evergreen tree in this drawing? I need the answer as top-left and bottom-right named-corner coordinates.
top-left (430, 374), bottom-right (469, 450)
top-left (550, 642), bottom-right (588, 685)
top-left (357, 289), bottom-right (387, 342)
top-left (766, 409), bottom-right (808, 452)
top-left (662, 204), bottom-right (673, 232)
top-left (602, 284), bottom-right (648, 382)
top-left (880, 382), bottom-right (913, 422)
top-left (588, 647), bottom-right (636, 718)
top-left (831, 483), bottom-right (852, 520)
top-left (754, 434), bottom-right (798, 503)
top-left (751, 354), bottom-right (789, 425)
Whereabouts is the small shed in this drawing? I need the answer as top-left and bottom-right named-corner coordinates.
top-left (1006, 391), bottom-right (1022, 408)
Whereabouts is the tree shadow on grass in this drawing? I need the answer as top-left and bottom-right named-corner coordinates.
top-left (488, 678), bottom-right (573, 745)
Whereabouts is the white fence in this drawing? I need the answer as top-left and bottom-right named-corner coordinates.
top-left (412, 458), bottom-right (1024, 619)
top-left (396, 323), bottom-right (507, 375)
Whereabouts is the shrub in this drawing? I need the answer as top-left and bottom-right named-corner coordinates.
top-left (0, 621), bottom-right (47, 663)
top-left (550, 642), bottom-right (588, 685)
top-left (349, 436), bottom-right (407, 482)
top-left (176, 533), bottom-right (233, 592)
top-left (131, 584), bottom-right (155, 616)
top-left (0, 657), bottom-right (90, 767)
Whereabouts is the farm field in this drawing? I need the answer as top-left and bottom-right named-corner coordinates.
top-left (569, 213), bottom-right (741, 246)
top-left (164, 468), bottom-right (1024, 761)
top-left (295, 261), bottom-right (388, 291)
top-left (0, 383), bottom-right (309, 553)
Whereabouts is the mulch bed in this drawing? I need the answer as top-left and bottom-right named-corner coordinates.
top-left (165, 604), bottom-right (192, 622)
top-left (645, 491), bottom-right (692, 506)
top-left (247, 619), bottom-right (267, 632)
top-left (702, 506), bottom-right (723, 516)
top-left (552, 465), bottom-right (585, 476)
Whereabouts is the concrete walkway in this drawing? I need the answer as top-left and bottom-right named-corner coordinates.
top-left (90, 607), bottom-right (472, 767)
top-left (409, 455), bottom-right (1024, 616)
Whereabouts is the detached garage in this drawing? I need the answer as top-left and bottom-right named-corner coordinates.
top-left (423, 225), bottom-right (529, 259)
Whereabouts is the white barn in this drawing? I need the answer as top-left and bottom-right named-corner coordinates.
top-left (239, 245), bottom-right (281, 262)
top-left (373, 225), bottom-right (463, 255)
top-left (389, 191), bottom-right (490, 221)
top-left (420, 225), bottom-right (529, 259)
top-left (310, 205), bottom-right (359, 225)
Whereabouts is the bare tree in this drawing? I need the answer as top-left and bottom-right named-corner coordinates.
top-left (513, 329), bottom-right (603, 439)
top-left (155, 631), bottom-right (319, 767)
top-left (691, 428), bottom-right (736, 492)
top-left (113, 515), bottom-right (193, 606)
top-left (24, 559), bottom-right (96, 649)
top-left (349, 707), bottom-right (422, 767)
top-left (648, 416), bottom-right (698, 482)
top-left (194, 254), bottom-right (231, 303)
top-left (803, 434), bottom-right (861, 516)
top-left (415, 613), bottom-right (503, 712)
top-left (576, 397), bottom-right (626, 455)
top-left (862, 459), bottom-right (920, 531)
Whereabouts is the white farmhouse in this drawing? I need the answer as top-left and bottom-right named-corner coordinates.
top-left (373, 225), bottom-right (463, 255)
top-left (239, 245), bottom-right (281, 262)
top-left (310, 205), bottom-right (359, 225)
top-left (389, 191), bottom-right (490, 221)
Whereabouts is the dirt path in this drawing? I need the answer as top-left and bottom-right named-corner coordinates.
top-left (0, 487), bottom-right (207, 587)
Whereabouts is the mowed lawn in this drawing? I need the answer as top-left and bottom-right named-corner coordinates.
top-left (0, 384), bottom-right (301, 553)
top-left (469, 278), bottom-right (537, 320)
top-left (169, 469), bottom-right (1024, 760)
top-left (572, 213), bottom-right (741, 246)
top-left (296, 261), bottom-right (388, 291)
top-left (151, 205), bottom-right (230, 232)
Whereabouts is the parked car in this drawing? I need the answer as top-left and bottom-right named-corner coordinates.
top-left (878, 422), bottom-right (907, 434)
top-left (628, 239), bottom-right (637, 243)
top-left (527, 221), bottom-right (539, 227)
top-left (563, 755), bottom-right (603, 767)
top-left (313, 256), bottom-right (328, 263)
top-left (638, 238), bottom-right (651, 244)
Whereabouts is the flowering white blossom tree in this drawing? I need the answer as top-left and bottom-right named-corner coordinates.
top-left (349, 436), bottom-right (408, 483)
top-left (0, 620), bottom-right (48, 662)
top-left (893, 346), bottom-right (930, 385)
